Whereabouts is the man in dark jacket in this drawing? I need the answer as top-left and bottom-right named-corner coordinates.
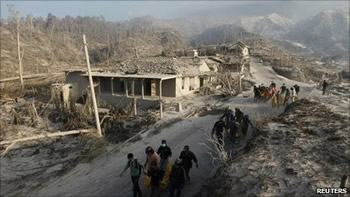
top-left (220, 108), bottom-right (235, 131)
top-left (235, 108), bottom-right (244, 123)
top-left (229, 119), bottom-right (238, 142)
top-left (293, 84), bottom-right (300, 95)
top-left (211, 119), bottom-right (225, 147)
top-left (169, 159), bottom-right (186, 197)
top-left (179, 145), bottom-right (198, 182)
top-left (242, 115), bottom-right (252, 136)
top-left (157, 139), bottom-right (172, 177)
top-left (322, 80), bottom-right (328, 95)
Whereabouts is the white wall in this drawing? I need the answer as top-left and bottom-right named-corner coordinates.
top-left (175, 76), bottom-right (200, 97)
top-left (198, 61), bottom-right (211, 72)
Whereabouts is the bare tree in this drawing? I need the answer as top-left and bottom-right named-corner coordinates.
top-left (199, 134), bottom-right (233, 167)
top-left (8, 4), bottom-right (24, 89)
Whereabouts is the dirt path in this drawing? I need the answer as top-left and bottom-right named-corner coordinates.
top-left (29, 57), bottom-right (315, 197)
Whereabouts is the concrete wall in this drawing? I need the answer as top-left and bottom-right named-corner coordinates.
top-left (198, 61), bottom-right (211, 72)
top-left (65, 71), bottom-right (89, 101)
top-left (176, 76), bottom-right (200, 96)
top-left (243, 48), bottom-right (249, 57)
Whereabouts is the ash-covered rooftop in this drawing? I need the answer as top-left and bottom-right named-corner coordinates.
top-left (107, 56), bottom-right (206, 76)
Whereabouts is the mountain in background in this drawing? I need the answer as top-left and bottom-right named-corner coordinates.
top-left (286, 7), bottom-right (349, 58)
top-left (164, 1), bottom-right (347, 39)
top-left (236, 13), bottom-right (294, 37)
top-left (189, 24), bottom-right (257, 46)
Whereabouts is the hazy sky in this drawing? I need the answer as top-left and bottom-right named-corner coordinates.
top-left (0, 1), bottom-right (250, 21)
top-left (1, 1), bottom-right (348, 21)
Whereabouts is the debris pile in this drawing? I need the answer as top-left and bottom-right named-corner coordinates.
top-left (101, 106), bottom-right (159, 143)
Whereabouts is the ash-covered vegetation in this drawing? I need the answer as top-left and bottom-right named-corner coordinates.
top-left (198, 99), bottom-right (350, 197)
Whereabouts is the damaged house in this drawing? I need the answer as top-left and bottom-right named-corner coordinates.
top-left (220, 41), bottom-right (251, 73)
top-left (64, 57), bottom-right (216, 108)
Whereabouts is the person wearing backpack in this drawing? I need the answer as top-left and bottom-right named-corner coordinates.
top-left (169, 159), bottom-right (186, 197)
top-left (120, 153), bottom-right (143, 197)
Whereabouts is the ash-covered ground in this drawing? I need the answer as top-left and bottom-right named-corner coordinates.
top-left (198, 99), bottom-right (350, 197)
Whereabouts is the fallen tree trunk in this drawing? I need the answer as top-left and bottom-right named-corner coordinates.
top-left (0, 129), bottom-right (92, 146)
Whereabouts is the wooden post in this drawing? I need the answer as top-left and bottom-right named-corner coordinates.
top-left (124, 79), bottom-right (128, 97)
top-left (131, 79), bottom-right (135, 96)
top-left (159, 80), bottom-right (163, 100)
top-left (107, 34), bottom-right (110, 67)
top-left (239, 59), bottom-right (244, 93)
top-left (111, 77), bottom-right (114, 95)
top-left (141, 79), bottom-right (145, 99)
top-left (98, 77), bottom-right (101, 94)
top-left (159, 80), bottom-right (163, 119)
top-left (16, 18), bottom-right (24, 89)
top-left (83, 34), bottom-right (102, 137)
top-left (133, 97), bottom-right (137, 116)
top-left (159, 99), bottom-right (163, 119)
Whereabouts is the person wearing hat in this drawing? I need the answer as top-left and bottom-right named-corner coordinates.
top-left (169, 159), bottom-right (186, 197)
top-left (179, 145), bottom-right (198, 182)
top-left (120, 153), bottom-right (143, 197)
top-left (144, 146), bottom-right (160, 176)
top-left (157, 139), bottom-right (172, 178)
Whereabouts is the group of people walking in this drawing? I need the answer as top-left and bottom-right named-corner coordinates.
top-left (211, 107), bottom-right (252, 148)
top-left (120, 140), bottom-right (198, 197)
top-left (253, 82), bottom-right (300, 107)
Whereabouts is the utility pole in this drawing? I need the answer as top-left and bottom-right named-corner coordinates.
top-left (83, 34), bottom-right (102, 137)
top-left (16, 19), bottom-right (24, 89)
top-left (107, 34), bottom-right (110, 67)
top-left (9, 5), bottom-right (24, 89)
top-left (239, 57), bottom-right (245, 93)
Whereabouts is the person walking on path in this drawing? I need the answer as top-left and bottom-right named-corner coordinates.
top-left (235, 108), bottom-right (244, 123)
top-left (242, 115), bottom-right (253, 137)
top-left (144, 146), bottom-right (160, 176)
top-left (169, 159), bottom-right (186, 197)
top-left (211, 119), bottom-right (225, 148)
top-left (229, 119), bottom-right (238, 142)
top-left (179, 145), bottom-right (198, 182)
top-left (120, 153), bottom-right (143, 197)
top-left (293, 84), bottom-right (300, 98)
top-left (322, 80), bottom-right (328, 95)
top-left (149, 161), bottom-right (162, 197)
top-left (220, 108), bottom-right (235, 133)
top-left (157, 140), bottom-right (172, 178)
top-left (291, 87), bottom-right (297, 102)
top-left (280, 83), bottom-right (287, 94)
